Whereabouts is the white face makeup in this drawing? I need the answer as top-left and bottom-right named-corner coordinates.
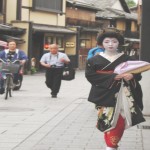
top-left (102, 37), bottom-right (119, 52)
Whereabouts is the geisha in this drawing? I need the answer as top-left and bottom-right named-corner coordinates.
top-left (85, 28), bottom-right (145, 150)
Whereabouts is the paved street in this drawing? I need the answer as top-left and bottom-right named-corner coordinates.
top-left (0, 70), bottom-right (150, 150)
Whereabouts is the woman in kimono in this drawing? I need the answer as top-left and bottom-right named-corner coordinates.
top-left (85, 29), bottom-right (145, 150)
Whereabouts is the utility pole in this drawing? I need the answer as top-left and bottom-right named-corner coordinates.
top-left (140, 0), bottom-right (150, 115)
top-left (140, 0), bottom-right (150, 62)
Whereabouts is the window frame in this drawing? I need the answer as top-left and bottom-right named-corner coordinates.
top-left (32, 0), bottom-right (63, 14)
top-left (44, 36), bottom-right (54, 50)
top-left (44, 34), bottom-right (64, 51)
top-left (16, 0), bottom-right (22, 20)
top-left (56, 36), bottom-right (64, 49)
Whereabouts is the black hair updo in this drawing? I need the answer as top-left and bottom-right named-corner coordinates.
top-left (97, 28), bottom-right (124, 46)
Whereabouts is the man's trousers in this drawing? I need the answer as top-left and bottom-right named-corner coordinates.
top-left (45, 68), bottom-right (63, 95)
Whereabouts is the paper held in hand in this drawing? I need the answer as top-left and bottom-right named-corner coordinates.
top-left (114, 61), bottom-right (150, 74)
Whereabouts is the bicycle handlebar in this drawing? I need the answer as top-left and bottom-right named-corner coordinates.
top-left (0, 58), bottom-right (22, 74)
top-left (0, 58), bottom-right (20, 64)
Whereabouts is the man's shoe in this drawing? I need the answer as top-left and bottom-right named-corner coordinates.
top-left (51, 95), bottom-right (57, 98)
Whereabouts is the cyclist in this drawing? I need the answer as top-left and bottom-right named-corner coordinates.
top-left (0, 39), bottom-right (28, 86)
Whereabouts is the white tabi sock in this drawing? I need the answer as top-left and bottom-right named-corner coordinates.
top-left (106, 147), bottom-right (117, 150)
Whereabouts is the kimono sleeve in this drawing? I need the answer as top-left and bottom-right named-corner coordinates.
top-left (85, 58), bottom-right (117, 89)
top-left (128, 56), bottom-right (142, 81)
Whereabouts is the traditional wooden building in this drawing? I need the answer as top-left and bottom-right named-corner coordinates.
top-left (1, 0), bottom-right (77, 71)
top-left (0, 0), bottom-right (25, 50)
top-left (66, 0), bottom-right (102, 69)
top-left (94, 0), bottom-right (139, 39)
top-left (67, 0), bottom-right (139, 68)
top-left (0, 0), bottom-right (140, 70)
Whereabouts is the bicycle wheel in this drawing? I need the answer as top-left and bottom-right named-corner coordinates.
top-left (9, 87), bottom-right (12, 97)
top-left (4, 83), bottom-right (9, 100)
top-left (4, 75), bottom-right (12, 100)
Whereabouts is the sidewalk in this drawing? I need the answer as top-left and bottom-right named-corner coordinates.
top-left (0, 70), bottom-right (150, 150)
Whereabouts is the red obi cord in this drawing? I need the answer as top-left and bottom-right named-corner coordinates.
top-left (96, 70), bottom-right (114, 74)
top-left (104, 115), bottom-right (125, 148)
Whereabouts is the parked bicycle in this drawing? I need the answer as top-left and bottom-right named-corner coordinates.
top-left (0, 58), bottom-right (21, 99)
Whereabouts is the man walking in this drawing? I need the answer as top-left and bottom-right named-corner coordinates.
top-left (40, 44), bottom-right (70, 98)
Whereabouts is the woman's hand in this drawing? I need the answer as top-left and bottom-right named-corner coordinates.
top-left (114, 73), bottom-right (133, 81)
top-left (122, 73), bottom-right (133, 81)
top-left (114, 74), bottom-right (124, 80)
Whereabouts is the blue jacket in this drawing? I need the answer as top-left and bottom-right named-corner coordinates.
top-left (87, 46), bottom-right (104, 59)
top-left (0, 49), bottom-right (28, 62)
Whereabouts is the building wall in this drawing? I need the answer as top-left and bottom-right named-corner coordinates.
top-left (22, 0), bottom-right (32, 7)
top-left (21, 9), bottom-right (66, 26)
top-left (6, 0), bottom-right (17, 23)
top-left (6, 0), bottom-right (67, 53)
top-left (21, 0), bottom-right (31, 21)
top-left (62, 27), bottom-right (77, 55)
top-left (65, 35), bottom-right (76, 55)
top-left (7, 0), bottom-right (66, 27)
top-left (30, 12), bottom-right (57, 25)
top-left (0, 15), bottom-right (3, 23)
top-left (12, 22), bottom-right (30, 55)
top-left (22, 7), bottom-right (65, 26)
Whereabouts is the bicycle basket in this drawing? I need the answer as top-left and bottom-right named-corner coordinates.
top-left (0, 62), bottom-right (20, 73)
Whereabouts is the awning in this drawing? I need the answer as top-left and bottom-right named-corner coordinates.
top-left (0, 24), bottom-right (26, 36)
top-left (67, 0), bottom-right (103, 11)
top-left (33, 24), bottom-right (76, 34)
top-left (125, 38), bottom-right (140, 42)
top-left (81, 27), bottom-right (100, 32)
top-left (0, 34), bottom-right (25, 44)
top-left (0, 40), bottom-right (8, 48)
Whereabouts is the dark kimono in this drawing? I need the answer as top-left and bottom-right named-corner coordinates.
top-left (85, 53), bottom-right (145, 131)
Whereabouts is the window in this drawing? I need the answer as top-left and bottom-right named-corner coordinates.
top-left (44, 36), bottom-right (54, 50)
top-left (110, 20), bottom-right (116, 28)
top-left (80, 40), bottom-right (86, 48)
top-left (56, 37), bottom-right (63, 48)
top-left (33, 0), bottom-right (62, 13)
top-left (126, 20), bottom-right (131, 31)
top-left (16, 0), bottom-right (22, 20)
top-left (44, 35), bottom-right (64, 50)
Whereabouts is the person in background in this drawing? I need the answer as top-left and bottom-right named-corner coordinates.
top-left (85, 29), bottom-right (145, 150)
top-left (87, 34), bottom-right (104, 59)
top-left (40, 44), bottom-right (70, 98)
top-left (0, 39), bottom-right (28, 85)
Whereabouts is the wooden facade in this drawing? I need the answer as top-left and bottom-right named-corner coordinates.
top-left (0, 0), bottom-right (140, 70)
top-left (66, 8), bottom-right (96, 22)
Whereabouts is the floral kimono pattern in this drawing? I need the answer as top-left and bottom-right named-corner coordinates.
top-left (96, 80), bottom-right (145, 132)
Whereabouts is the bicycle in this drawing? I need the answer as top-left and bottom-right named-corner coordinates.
top-left (0, 58), bottom-right (21, 100)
